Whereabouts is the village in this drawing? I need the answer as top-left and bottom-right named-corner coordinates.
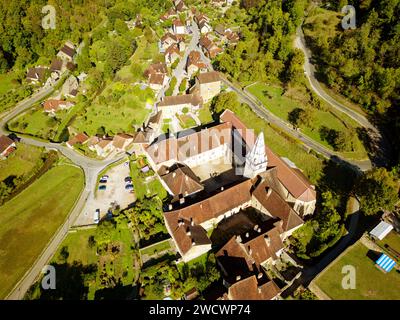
top-left (0, 0), bottom-right (399, 302)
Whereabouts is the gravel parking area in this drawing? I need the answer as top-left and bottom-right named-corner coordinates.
top-left (74, 161), bottom-right (136, 226)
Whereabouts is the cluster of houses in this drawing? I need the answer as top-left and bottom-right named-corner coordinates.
top-left (26, 41), bottom-right (77, 85)
top-left (65, 111), bottom-right (163, 158)
top-left (143, 109), bottom-right (317, 300)
top-left (41, 73), bottom-right (86, 117)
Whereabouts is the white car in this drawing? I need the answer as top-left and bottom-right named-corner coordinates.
top-left (93, 209), bottom-right (100, 224)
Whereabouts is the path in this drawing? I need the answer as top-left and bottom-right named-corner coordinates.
top-left (171, 21), bottom-right (201, 95)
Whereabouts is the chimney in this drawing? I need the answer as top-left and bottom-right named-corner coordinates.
top-left (191, 238), bottom-right (196, 245)
top-left (248, 246), bottom-right (252, 255)
top-left (236, 275), bottom-right (241, 281)
top-left (186, 228), bottom-right (191, 236)
top-left (168, 204), bottom-right (173, 211)
top-left (178, 220), bottom-right (184, 227)
top-left (257, 227), bottom-right (261, 233)
top-left (245, 232), bottom-right (249, 238)
top-left (236, 235), bottom-right (242, 243)
top-left (220, 186), bottom-right (224, 191)
top-left (258, 287), bottom-right (262, 294)
top-left (190, 217), bottom-right (194, 226)
top-left (180, 197), bottom-right (185, 205)
top-left (173, 172), bottom-right (176, 178)
top-left (265, 235), bottom-right (271, 246)
top-left (253, 224), bottom-right (259, 231)
top-left (257, 273), bottom-right (263, 279)
top-left (267, 187), bottom-right (272, 196)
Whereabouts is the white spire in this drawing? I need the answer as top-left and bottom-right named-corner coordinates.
top-left (243, 132), bottom-right (268, 178)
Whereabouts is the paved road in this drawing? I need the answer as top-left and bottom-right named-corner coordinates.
top-left (221, 76), bottom-right (372, 171)
top-left (171, 22), bottom-right (200, 95)
top-left (294, 26), bottom-right (392, 167)
top-left (0, 83), bottom-right (128, 300)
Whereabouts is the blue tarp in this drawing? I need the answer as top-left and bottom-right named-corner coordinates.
top-left (376, 253), bottom-right (396, 272)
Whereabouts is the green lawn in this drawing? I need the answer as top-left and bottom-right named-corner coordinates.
top-left (0, 164), bottom-right (84, 299)
top-left (198, 106), bottom-right (214, 124)
top-left (247, 83), bottom-right (368, 160)
top-left (117, 36), bottom-right (161, 83)
top-left (72, 82), bottom-right (153, 135)
top-left (130, 158), bottom-right (167, 200)
top-left (140, 240), bottom-right (171, 256)
top-left (0, 73), bottom-right (18, 96)
top-left (377, 231), bottom-right (400, 256)
top-left (315, 241), bottom-right (400, 300)
top-left (8, 106), bottom-right (71, 140)
top-left (0, 144), bottom-right (44, 182)
top-left (53, 228), bottom-right (98, 266)
top-left (177, 113), bottom-right (197, 129)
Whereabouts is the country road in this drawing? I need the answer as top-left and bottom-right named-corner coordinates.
top-left (1, 14), bottom-right (393, 300)
top-left (0, 82), bottom-right (128, 300)
top-left (294, 26), bottom-right (392, 168)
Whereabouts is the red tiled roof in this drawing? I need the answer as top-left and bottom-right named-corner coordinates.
top-left (165, 179), bottom-right (253, 226)
top-left (160, 165), bottom-right (204, 196)
top-left (0, 135), bottom-right (15, 154)
top-left (228, 276), bottom-right (280, 300)
top-left (220, 109), bottom-right (316, 202)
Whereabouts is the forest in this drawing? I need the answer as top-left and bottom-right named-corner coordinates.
top-left (304, 0), bottom-right (400, 161)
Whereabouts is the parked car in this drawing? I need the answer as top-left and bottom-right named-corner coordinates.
top-left (98, 185), bottom-right (107, 191)
top-left (124, 176), bottom-right (132, 182)
top-left (99, 179), bottom-right (108, 184)
top-left (94, 209), bottom-right (100, 224)
top-left (102, 175), bottom-right (109, 179)
top-left (125, 184), bottom-right (134, 191)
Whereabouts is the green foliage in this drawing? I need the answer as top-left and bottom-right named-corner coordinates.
top-left (215, 0), bottom-right (306, 83)
top-left (104, 39), bottom-right (134, 77)
top-left (179, 78), bottom-right (187, 93)
top-left (287, 107), bottom-right (314, 127)
top-left (211, 91), bottom-right (240, 115)
top-left (290, 190), bottom-right (346, 259)
top-left (355, 167), bottom-right (400, 215)
top-left (304, 3), bottom-right (400, 159)
top-left (165, 77), bottom-right (177, 96)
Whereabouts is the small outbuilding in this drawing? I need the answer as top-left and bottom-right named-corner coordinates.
top-left (369, 221), bottom-right (393, 241)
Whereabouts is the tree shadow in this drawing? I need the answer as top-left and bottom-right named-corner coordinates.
top-left (26, 261), bottom-right (97, 300)
top-left (366, 249), bottom-right (382, 263)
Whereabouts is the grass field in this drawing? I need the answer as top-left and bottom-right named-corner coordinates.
top-left (198, 107), bottom-right (214, 124)
top-left (117, 36), bottom-right (161, 83)
top-left (72, 82), bottom-right (153, 136)
top-left (140, 240), bottom-right (171, 256)
top-left (130, 158), bottom-right (167, 200)
top-left (0, 144), bottom-right (44, 182)
top-left (0, 73), bottom-right (18, 96)
top-left (177, 113), bottom-right (197, 129)
top-left (377, 231), bottom-right (400, 256)
top-left (314, 241), bottom-right (400, 300)
top-left (53, 228), bottom-right (98, 266)
top-left (0, 165), bottom-right (84, 299)
top-left (247, 83), bottom-right (368, 160)
top-left (8, 106), bottom-right (71, 141)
